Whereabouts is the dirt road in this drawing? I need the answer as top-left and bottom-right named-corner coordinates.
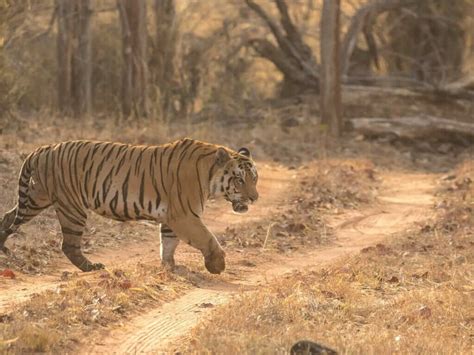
top-left (84, 171), bottom-right (437, 354)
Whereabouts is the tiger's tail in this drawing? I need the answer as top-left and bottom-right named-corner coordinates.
top-left (0, 153), bottom-right (34, 240)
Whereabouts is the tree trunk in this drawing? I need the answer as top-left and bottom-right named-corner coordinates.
top-left (56, 0), bottom-right (92, 117)
top-left (349, 116), bottom-right (474, 144)
top-left (152, 0), bottom-right (177, 121)
top-left (320, 0), bottom-right (342, 137)
top-left (117, 0), bottom-right (148, 118)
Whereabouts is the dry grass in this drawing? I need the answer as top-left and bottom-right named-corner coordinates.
top-left (0, 262), bottom-right (196, 353)
top-left (181, 161), bottom-right (473, 354)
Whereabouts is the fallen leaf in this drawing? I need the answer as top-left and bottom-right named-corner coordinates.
top-left (418, 305), bottom-right (432, 319)
top-left (387, 276), bottom-right (399, 283)
top-left (0, 269), bottom-right (15, 279)
top-left (119, 279), bottom-right (132, 289)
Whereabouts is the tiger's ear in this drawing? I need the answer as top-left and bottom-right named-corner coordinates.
top-left (216, 148), bottom-right (231, 167)
top-left (238, 147), bottom-right (251, 158)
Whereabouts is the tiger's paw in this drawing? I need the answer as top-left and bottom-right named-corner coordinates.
top-left (204, 250), bottom-right (226, 274)
top-left (161, 260), bottom-right (176, 272)
top-left (91, 262), bottom-right (105, 270)
top-left (81, 262), bottom-right (105, 272)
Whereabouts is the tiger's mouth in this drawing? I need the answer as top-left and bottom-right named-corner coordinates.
top-left (231, 200), bottom-right (248, 213)
top-left (224, 194), bottom-right (249, 213)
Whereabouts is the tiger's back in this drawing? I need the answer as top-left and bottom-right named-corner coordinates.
top-left (29, 139), bottom-right (217, 222)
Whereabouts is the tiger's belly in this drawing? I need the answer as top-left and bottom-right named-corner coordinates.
top-left (91, 199), bottom-right (168, 223)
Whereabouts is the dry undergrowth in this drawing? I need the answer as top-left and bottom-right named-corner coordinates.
top-left (181, 161), bottom-right (473, 354)
top-left (0, 263), bottom-right (197, 353)
top-left (220, 159), bottom-right (378, 253)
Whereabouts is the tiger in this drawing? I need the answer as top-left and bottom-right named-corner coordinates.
top-left (0, 139), bottom-right (259, 274)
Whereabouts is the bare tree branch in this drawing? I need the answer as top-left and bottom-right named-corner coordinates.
top-left (341, 0), bottom-right (416, 77)
top-left (249, 38), bottom-right (317, 89)
top-left (244, 0), bottom-right (319, 94)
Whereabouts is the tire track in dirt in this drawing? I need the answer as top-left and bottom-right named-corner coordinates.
top-left (84, 172), bottom-right (437, 354)
top-left (0, 164), bottom-right (294, 314)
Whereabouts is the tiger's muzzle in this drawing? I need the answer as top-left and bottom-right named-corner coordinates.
top-left (232, 201), bottom-right (249, 213)
top-left (226, 192), bottom-right (258, 214)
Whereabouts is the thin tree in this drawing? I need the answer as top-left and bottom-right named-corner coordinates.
top-left (56, 0), bottom-right (92, 117)
top-left (151, 0), bottom-right (177, 121)
top-left (117, 0), bottom-right (148, 118)
top-left (320, 0), bottom-right (342, 137)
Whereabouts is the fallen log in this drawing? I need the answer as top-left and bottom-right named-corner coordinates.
top-left (348, 116), bottom-right (474, 144)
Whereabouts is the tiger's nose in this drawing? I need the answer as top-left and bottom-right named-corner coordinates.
top-left (249, 192), bottom-right (259, 203)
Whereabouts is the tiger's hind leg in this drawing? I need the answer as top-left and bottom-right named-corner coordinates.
top-left (55, 206), bottom-right (104, 272)
top-left (1, 182), bottom-right (52, 253)
top-left (160, 223), bottom-right (179, 269)
top-left (0, 208), bottom-right (17, 253)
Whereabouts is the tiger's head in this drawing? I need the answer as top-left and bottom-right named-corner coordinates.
top-left (211, 147), bottom-right (259, 213)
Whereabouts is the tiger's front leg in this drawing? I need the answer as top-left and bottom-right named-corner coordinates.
top-left (167, 217), bottom-right (225, 274)
top-left (159, 223), bottom-right (179, 269)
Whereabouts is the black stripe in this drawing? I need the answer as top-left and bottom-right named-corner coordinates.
top-left (27, 196), bottom-right (39, 207)
top-left (175, 141), bottom-right (196, 214)
top-left (90, 142), bottom-right (106, 161)
top-left (92, 155), bottom-right (109, 197)
top-left (139, 172), bottom-right (146, 208)
top-left (195, 152), bottom-right (215, 212)
top-left (43, 148), bottom-right (51, 194)
top-left (94, 194), bottom-right (101, 209)
top-left (61, 226), bottom-right (83, 236)
top-left (133, 202), bottom-right (141, 217)
top-left (84, 168), bottom-right (92, 200)
top-left (67, 142), bottom-right (82, 208)
top-left (188, 144), bottom-right (202, 159)
top-left (208, 161), bottom-right (218, 183)
top-left (102, 168), bottom-right (114, 203)
top-left (114, 147), bottom-right (130, 176)
top-left (57, 211), bottom-right (85, 227)
top-left (82, 145), bottom-right (92, 172)
top-left (109, 190), bottom-right (120, 219)
top-left (71, 142), bottom-right (86, 206)
top-left (187, 200), bottom-right (200, 218)
top-left (122, 169), bottom-right (131, 219)
top-left (159, 147), bottom-right (168, 195)
top-left (116, 144), bottom-right (128, 158)
top-left (105, 143), bottom-right (118, 160)
top-left (135, 147), bottom-right (147, 176)
top-left (166, 143), bottom-right (180, 174)
top-left (151, 173), bottom-right (161, 209)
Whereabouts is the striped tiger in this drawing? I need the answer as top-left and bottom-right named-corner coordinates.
top-left (0, 139), bottom-right (259, 274)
